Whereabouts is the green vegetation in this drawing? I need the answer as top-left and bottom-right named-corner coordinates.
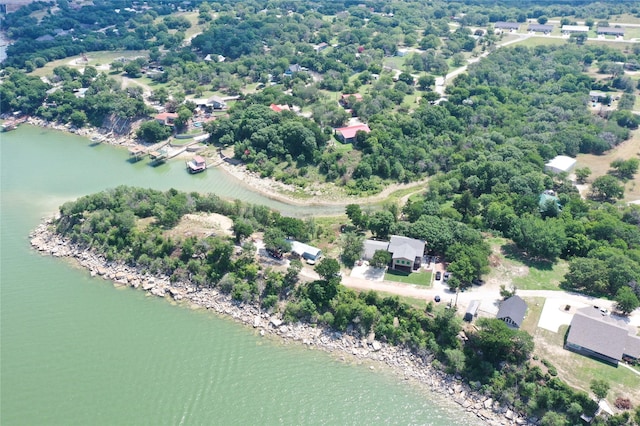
top-left (384, 270), bottom-right (432, 286)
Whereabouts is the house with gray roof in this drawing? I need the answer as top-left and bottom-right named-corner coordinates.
top-left (528, 24), bottom-right (554, 33)
top-left (494, 22), bottom-right (520, 31)
top-left (565, 307), bottom-right (640, 365)
top-left (496, 295), bottom-right (527, 328)
top-left (597, 27), bottom-right (625, 36)
top-left (388, 235), bottom-right (425, 271)
top-left (361, 236), bottom-right (425, 271)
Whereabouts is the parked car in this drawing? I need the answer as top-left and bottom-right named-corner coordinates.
top-left (472, 278), bottom-right (485, 286)
top-left (435, 271), bottom-right (442, 281)
top-left (443, 272), bottom-right (450, 282)
top-left (434, 295), bottom-right (441, 303)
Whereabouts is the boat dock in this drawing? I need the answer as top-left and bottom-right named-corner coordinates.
top-left (128, 146), bottom-right (147, 161)
top-left (149, 148), bottom-right (169, 165)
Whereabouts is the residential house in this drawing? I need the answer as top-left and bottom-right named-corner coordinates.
top-left (387, 235), bottom-right (425, 271)
top-left (155, 112), bottom-right (179, 126)
top-left (496, 295), bottom-right (527, 328)
top-left (191, 96), bottom-right (227, 111)
top-left (528, 24), bottom-right (554, 34)
top-left (314, 42), bottom-right (329, 52)
top-left (539, 190), bottom-right (562, 213)
top-left (289, 240), bottom-right (322, 262)
top-left (339, 93), bottom-right (363, 108)
top-left (565, 306), bottom-right (640, 365)
top-left (597, 27), bottom-right (625, 36)
top-left (544, 155), bottom-right (576, 174)
top-left (362, 240), bottom-right (392, 261)
top-left (335, 123), bottom-right (370, 144)
top-left (494, 22), bottom-right (520, 31)
top-left (269, 103), bottom-right (290, 113)
top-left (589, 90), bottom-right (608, 103)
top-left (284, 64), bottom-right (303, 76)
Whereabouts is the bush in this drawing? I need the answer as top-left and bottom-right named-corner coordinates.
top-left (615, 397), bottom-right (632, 410)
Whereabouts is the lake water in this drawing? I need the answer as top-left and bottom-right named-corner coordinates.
top-left (0, 126), bottom-right (481, 425)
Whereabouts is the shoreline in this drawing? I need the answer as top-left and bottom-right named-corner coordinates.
top-left (22, 118), bottom-right (428, 208)
top-left (29, 219), bottom-right (535, 426)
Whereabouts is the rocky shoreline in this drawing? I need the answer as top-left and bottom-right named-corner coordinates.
top-left (30, 219), bottom-right (538, 426)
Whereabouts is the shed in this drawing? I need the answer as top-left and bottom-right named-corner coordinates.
top-left (464, 300), bottom-right (480, 322)
top-left (589, 90), bottom-right (608, 103)
top-left (544, 155), bottom-right (576, 174)
top-left (496, 295), bottom-right (527, 328)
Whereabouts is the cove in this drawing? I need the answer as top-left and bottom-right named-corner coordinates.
top-left (1, 126), bottom-right (481, 425)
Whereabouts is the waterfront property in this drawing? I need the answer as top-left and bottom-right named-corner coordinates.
top-left (149, 148), bottom-right (169, 165)
top-left (496, 295), bottom-right (527, 328)
top-left (565, 306), bottom-right (640, 365)
top-left (155, 112), bottom-right (178, 126)
top-left (128, 146), bottom-right (146, 161)
top-left (186, 155), bottom-right (207, 174)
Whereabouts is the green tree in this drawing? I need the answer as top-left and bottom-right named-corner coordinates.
top-left (263, 228), bottom-right (291, 254)
top-left (590, 379), bottom-right (610, 401)
top-left (575, 167), bottom-right (591, 184)
top-left (615, 286), bottom-right (640, 315)
top-left (346, 204), bottom-right (367, 229)
top-left (136, 120), bottom-right (172, 143)
top-left (512, 216), bottom-right (567, 260)
top-left (232, 218), bottom-right (253, 243)
top-left (315, 258), bottom-right (340, 281)
top-left (110, 61), bottom-right (124, 73)
top-left (371, 250), bottom-right (391, 268)
top-left (69, 110), bottom-right (87, 128)
top-left (473, 318), bottom-right (533, 366)
top-left (368, 210), bottom-right (395, 239)
top-left (540, 411), bottom-right (568, 426)
top-left (590, 175), bottom-right (624, 202)
top-left (610, 158), bottom-right (640, 181)
top-left (341, 232), bottom-right (364, 266)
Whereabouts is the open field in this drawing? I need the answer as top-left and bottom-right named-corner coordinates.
top-left (576, 129), bottom-right (640, 202)
top-left (485, 238), bottom-right (568, 291)
top-left (29, 50), bottom-right (148, 77)
top-left (513, 37), bottom-right (567, 48)
top-left (533, 325), bottom-right (640, 406)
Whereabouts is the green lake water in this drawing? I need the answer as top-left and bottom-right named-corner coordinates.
top-left (1, 126), bottom-right (481, 425)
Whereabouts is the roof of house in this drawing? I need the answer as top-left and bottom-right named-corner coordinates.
top-left (207, 95), bottom-right (226, 105)
top-left (562, 25), bottom-right (589, 32)
top-left (269, 103), bottom-right (290, 112)
top-left (155, 112), bottom-right (178, 121)
top-left (545, 155), bottom-right (576, 173)
top-left (363, 239), bottom-right (390, 260)
top-left (289, 240), bottom-right (321, 257)
top-left (566, 307), bottom-right (632, 361)
top-left (341, 93), bottom-right (363, 102)
top-left (528, 24), bottom-right (554, 32)
top-left (494, 21), bottom-right (520, 29)
top-left (497, 295), bottom-right (527, 327)
top-left (335, 123), bottom-right (371, 139)
top-left (597, 27), bottom-right (625, 35)
top-left (388, 235), bottom-right (425, 261)
top-left (589, 90), bottom-right (607, 97)
top-left (288, 64), bottom-right (302, 73)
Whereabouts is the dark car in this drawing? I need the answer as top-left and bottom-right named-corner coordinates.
top-left (434, 295), bottom-right (441, 303)
top-left (472, 278), bottom-right (485, 286)
top-left (435, 271), bottom-right (442, 280)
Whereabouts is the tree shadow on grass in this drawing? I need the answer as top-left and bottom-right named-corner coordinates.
top-left (501, 243), bottom-right (554, 271)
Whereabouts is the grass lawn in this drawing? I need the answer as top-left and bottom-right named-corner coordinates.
top-left (384, 269), bottom-right (432, 287)
top-left (487, 238), bottom-right (569, 291)
top-left (513, 37), bottom-right (567, 48)
top-left (519, 297), bottom-right (545, 335)
top-left (533, 325), bottom-right (640, 406)
top-left (383, 56), bottom-right (406, 70)
top-left (29, 50), bottom-right (148, 77)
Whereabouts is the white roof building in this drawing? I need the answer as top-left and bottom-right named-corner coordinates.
top-left (562, 25), bottom-right (589, 33)
top-left (545, 155), bottom-right (577, 174)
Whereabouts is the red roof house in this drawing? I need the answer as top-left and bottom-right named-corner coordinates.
top-left (155, 112), bottom-right (179, 126)
top-left (335, 123), bottom-right (370, 143)
top-left (269, 103), bottom-right (291, 112)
